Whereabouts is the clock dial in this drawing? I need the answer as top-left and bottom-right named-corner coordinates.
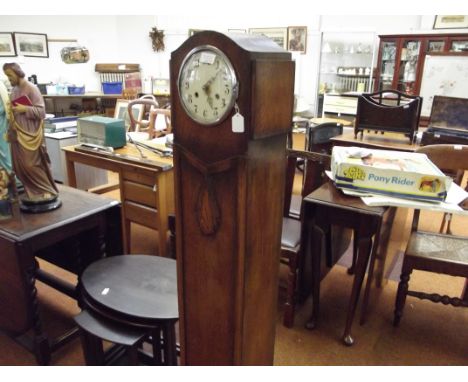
top-left (178, 46), bottom-right (238, 125)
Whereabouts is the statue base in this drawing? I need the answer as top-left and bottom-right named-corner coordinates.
top-left (20, 196), bottom-right (62, 213)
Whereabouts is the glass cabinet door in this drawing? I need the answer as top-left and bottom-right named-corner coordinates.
top-left (426, 39), bottom-right (446, 53)
top-left (396, 39), bottom-right (421, 94)
top-left (449, 39), bottom-right (468, 52)
top-left (378, 41), bottom-right (397, 91)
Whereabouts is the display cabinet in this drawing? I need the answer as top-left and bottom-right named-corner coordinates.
top-left (375, 33), bottom-right (468, 96)
top-left (317, 31), bottom-right (376, 117)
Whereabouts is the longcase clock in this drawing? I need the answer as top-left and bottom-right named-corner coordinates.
top-left (170, 31), bottom-right (295, 365)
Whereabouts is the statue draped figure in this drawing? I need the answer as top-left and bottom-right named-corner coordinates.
top-left (3, 62), bottom-right (60, 212)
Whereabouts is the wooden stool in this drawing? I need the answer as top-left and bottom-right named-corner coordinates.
top-left (79, 255), bottom-right (179, 365)
top-left (74, 310), bottom-right (150, 365)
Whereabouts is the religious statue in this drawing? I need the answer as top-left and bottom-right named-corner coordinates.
top-left (0, 80), bottom-right (16, 180)
top-left (0, 80), bottom-right (17, 219)
top-left (2, 62), bottom-right (61, 213)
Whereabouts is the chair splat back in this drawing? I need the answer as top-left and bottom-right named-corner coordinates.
top-left (281, 148), bottom-right (331, 327)
top-left (283, 148), bottom-right (331, 218)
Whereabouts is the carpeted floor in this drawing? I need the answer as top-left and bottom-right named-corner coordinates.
top-left (0, 183), bottom-right (467, 366)
top-left (0, 250), bottom-right (466, 366)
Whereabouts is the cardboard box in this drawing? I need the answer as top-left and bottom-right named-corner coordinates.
top-left (331, 146), bottom-right (451, 202)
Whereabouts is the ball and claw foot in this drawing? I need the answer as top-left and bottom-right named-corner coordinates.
top-left (343, 334), bottom-right (354, 346)
top-left (305, 318), bottom-right (316, 330)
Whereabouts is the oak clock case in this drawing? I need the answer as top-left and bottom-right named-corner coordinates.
top-left (171, 31), bottom-right (295, 365)
top-left (178, 45), bottom-right (238, 125)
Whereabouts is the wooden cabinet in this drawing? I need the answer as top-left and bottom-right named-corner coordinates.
top-left (375, 33), bottom-right (468, 96)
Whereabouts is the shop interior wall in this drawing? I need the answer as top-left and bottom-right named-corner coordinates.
top-left (1, 15), bottom-right (462, 113)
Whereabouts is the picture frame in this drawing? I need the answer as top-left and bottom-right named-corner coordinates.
top-left (228, 29), bottom-right (246, 34)
top-left (13, 32), bottom-right (48, 57)
top-left (248, 27), bottom-right (287, 49)
top-left (114, 99), bottom-right (145, 131)
top-left (0, 33), bottom-right (16, 57)
top-left (433, 15), bottom-right (468, 29)
top-left (188, 29), bottom-right (203, 37)
top-left (287, 26), bottom-right (307, 54)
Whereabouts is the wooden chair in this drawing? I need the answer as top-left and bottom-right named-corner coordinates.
top-left (307, 122), bottom-right (343, 153)
top-left (148, 107), bottom-right (172, 137)
top-left (288, 123), bottom-right (343, 219)
top-left (393, 144), bottom-right (468, 327)
top-left (281, 148), bottom-right (332, 327)
top-left (127, 97), bottom-right (158, 137)
top-left (128, 97), bottom-right (171, 140)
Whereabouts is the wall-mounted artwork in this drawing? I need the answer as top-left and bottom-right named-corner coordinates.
top-left (60, 46), bottom-right (89, 64)
top-left (188, 29), bottom-right (203, 37)
top-left (248, 28), bottom-right (287, 49)
top-left (0, 33), bottom-right (16, 57)
top-left (287, 26), bottom-right (307, 54)
top-left (433, 15), bottom-right (468, 29)
top-left (14, 32), bottom-right (49, 58)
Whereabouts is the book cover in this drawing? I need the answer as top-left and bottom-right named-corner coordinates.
top-left (12, 95), bottom-right (33, 107)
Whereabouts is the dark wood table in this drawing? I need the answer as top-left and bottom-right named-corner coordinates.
top-left (331, 129), bottom-right (419, 152)
top-left (80, 255), bottom-right (178, 365)
top-left (303, 181), bottom-right (395, 345)
top-left (0, 185), bottom-right (122, 365)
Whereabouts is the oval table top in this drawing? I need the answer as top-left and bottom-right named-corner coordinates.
top-left (81, 255), bottom-right (178, 322)
top-left (309, 117), bottom-right (353, 127)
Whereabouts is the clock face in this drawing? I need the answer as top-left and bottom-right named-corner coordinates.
top-left (178, 45), bottom-right (238, 125)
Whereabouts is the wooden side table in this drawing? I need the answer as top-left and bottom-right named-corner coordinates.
top-left (80, 255), bottom-right (179, 365)
top-left (0, 185), bottom-right (122, 365)
top-left (303, 181), bottom-right (395, 345)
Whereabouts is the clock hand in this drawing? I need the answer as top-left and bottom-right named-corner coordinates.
top-left (202, 69), bottom-right (222, 92)
top-left (207, 95), bottom-right (214, 109)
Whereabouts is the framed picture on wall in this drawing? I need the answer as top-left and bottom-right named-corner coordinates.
top-left (433, 15), bottom-right (468, 29)
top-left (228, 29), bottom-right (246, 34)
top-left (114, 99), bottom-right (145, 131)
top-left (0, 33), bottom-right (16, 57)
top-left (248, 28), bottom-right (287, 49)
top-left (13, 32), bottom-right (49, 57)
top-left (287, 26), bottom-right (307, 54)
top-left (188, 29), bottom-right (203, 37)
